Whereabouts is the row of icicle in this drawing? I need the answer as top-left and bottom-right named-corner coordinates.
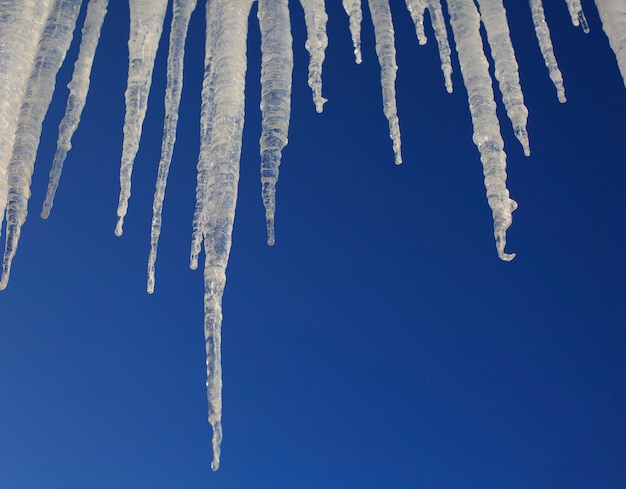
top-left (0, 0), bottom-right (625, 471)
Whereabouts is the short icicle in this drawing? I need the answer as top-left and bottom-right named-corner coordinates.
top-left (477, 0), bottom-right (530, 156)
top-left (1, 0), bottom-right (82, 290)
top-left (425, 0), bottom-right (453, 93)
top-left (564, 0), bottom-right (590, 33)
top-left (259, 0), bottom-right (294, 246)
top-left (298, 0), bottom-right (328, 113)
top-left (147, 0), bottom-right (198, 294)
top-left (198, 0), bottom-right (255, 471)
top-left (368, 0), bottom-right (402, 164)
top-left (446, 0), bottom-right (517, 261)
top-left (342, 0), bottom-right (363, 64)
top-left (404, 0), bottom-right (427, 45)
top-left (115, 0), bottom-right (168, 237)
top-left (41, 0), bottom-right (109, 219)
top-left (529, 0), bottom-right (567, 103)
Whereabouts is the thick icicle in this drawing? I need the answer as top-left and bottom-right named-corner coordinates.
top-left (197, 0), bottom-right (254, 471)
top-left (298, 0), bottom-right (328, 113)
top-left (1, 0), bottom-right (82, 290)
top-left (368, 0), bottom-right (402, 164)
top-left (147, 0), bottom-right (198, 295)
top-left (405, 0), bottom-right (453, 93)
top-left (259, 0), bottom-right (293, 246)
top-left (0, 0), bottom-right (54, 237)
top-left (41, 0), bottom-right (109, 219)
top-left (529, 0), bottom-right (567, 103)
top-left (595, 0), bottom-right (626, 87)
top-left (342, 0), bottom-right (363, 64)
top-left (114, 0), bottom-right (168, 237)
top-left (477, 0), bottom-right (530, 156)
top-left (446, 0), bottom-right (517, 261)
top-left (565, 0), bottom-right (590, 33)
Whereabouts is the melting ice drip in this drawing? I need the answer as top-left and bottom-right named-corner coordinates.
top-left (0, 0), bottom-right (625, 471)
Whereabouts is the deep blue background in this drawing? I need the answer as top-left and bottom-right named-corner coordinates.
top-left (1, 1), bottom-right (625, 488)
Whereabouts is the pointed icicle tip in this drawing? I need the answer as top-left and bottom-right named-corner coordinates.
top-left (266, 216), bottom-right (275, 246)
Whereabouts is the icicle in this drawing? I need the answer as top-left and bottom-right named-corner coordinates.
top-left (1, 0), bottom-right (82, 290)
top-left (114, 0), bottom-right (168, 237)
top-left (368, 0), bottom-right (402, 164)
top-left (41, 0), bottom-right (109, 219)
top-left (446, 0), bottom-right (516, 261)
top-left (529, 0), bottom-right (567, 103)
top-left (405, 0), bottom-right (427, 45)
top-left (0, 0), bottom-right (54, 237)
top-left (342, 0), bottom-right (363, 64)
top-left (259, 0), bottom-right (293, 246)
top-left (197, 0), bottom-right (254, 471)
top-left (477, 0), bottom-right (530, 156)
top-left (298, 0), bottom-right (328, 113)
top-left (565, 0), bottom-right (590, 33)
top-left (425, 0), bottom-right (453, 93)
top-left (147, 0), bottom-right (198, 295)
top-left (595, 0), bottom-right (626, 88)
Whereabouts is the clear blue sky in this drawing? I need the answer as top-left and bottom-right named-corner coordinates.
top-left (1, 1), bottom-right (625, 488)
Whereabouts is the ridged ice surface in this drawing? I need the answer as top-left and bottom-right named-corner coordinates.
top-left (298, 0), bottom-right (327, 113)
top-left (41, 0), bottom-right (109, 219)
top-left (1, 0), bottom-right (82, 289)
top-left (405, 0), bottom-right (453, 92)
top-left (0, 0), bottom-right (54, 237)
top-left (115, 0), bottom-right (168, 237)
top-left (595, 0), bottom-right (626, 87)
top-left (147, 0), bottom-right (198, 294)
top-left (477, 0), bottom-right (530, 156)
top-left (565, 0), bottom-right (589, 33)
top-left (342, 0), bottom-right (363, 63)
top-left (197, 0), bottom-right (254, 471)
top-left (368, 0), bottom-right (402, 164)
top-left (447, 0), bottom-right (516, 261)
top-left (529, 0), bottom-right (566, 103)
top-left (259, 0), bottom-right (293, 246)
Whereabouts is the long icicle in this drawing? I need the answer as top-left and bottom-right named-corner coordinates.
top-left (298, 0), bottom-right (328, 113)
top-left (115, 0), bottom-right (168, 237)
top-left (529, 0), bottom-right (567, 103)
top-left (0, 0), bottom-right (54, 237)
top-left (446, 0), bottom-right (517, 261)
top-left (259, 0), bottom-right (294, 246)
top-left (425, 0), bottom-right (453, 93)
top-left (368, 0), bottom-right (402, 164)
top-left (1, 0), bottom-right (82, 290)
top-left (595, 0), bottom-right (626, 87)
top-left (477, 0), bottom-right (530, 156)
top-left (147, 0), bottom-right (198, 294)
top-left (199, 0), bottom-right (255, 471)
top-left (41, 0), bottom-right (109, 219)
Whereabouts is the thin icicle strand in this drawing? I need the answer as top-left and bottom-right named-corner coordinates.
top-left (477, 0), bottom-right (530, 156)
top-left (565, 0), bottom-right (590, 33)
top-left (0, 0), bottom-right (54, 237)
top-left (425, 0), bottom-right (453, 93)
top-left (1, 0), bottom-right (82, 290)
top-left (368, 0), bottom-right (402, 164)
top-left (595, 0), bottom-right (626, 87)
top-left (147, 0), bottom-right (198, 294)
top-left (115, 0), bottom-right (168, 237)
top-left (41, 0), bottom-right (109, 219)
top-left (190, 0), bottom-right (220, 272)
top-left (259, 0), bottom-right (293, 246)
top-left (405, 0), bottom-right (427, 45)
top-left (342, 0), bottom-right (363, 63)
top-left (529, 0), bottom-right (567, 103)
top-left (447, 0), bottom-right (517, 261)
top-left (199, 0), bottom-right (254, 471)
top-left (298, 0), bottom-right (328, 113)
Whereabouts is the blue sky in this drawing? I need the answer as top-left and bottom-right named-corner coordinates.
top-left (1, 1), bottom-right (625, 488)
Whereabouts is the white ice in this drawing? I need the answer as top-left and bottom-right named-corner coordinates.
top-left (595, 0), bottom-right (626, 88)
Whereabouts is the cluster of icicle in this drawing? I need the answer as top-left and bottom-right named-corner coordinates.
top-left (0, 0), bottom-right (625, 471)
